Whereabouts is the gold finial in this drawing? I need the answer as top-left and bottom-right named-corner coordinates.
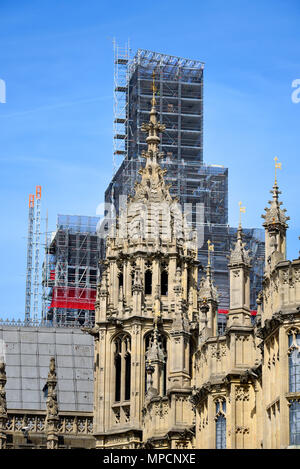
top-left (274, 156), bottom-right (282, 185)
top-left (207, 239), bottom-right (214, 266)
top-left (154, 303), bottom-right (160, 318)
top-left (152, 70), bottom-right (157, 106)
top-left (238, 201), bottom-right (246, 227)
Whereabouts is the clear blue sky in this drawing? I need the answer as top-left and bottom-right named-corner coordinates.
top-left (0, 0), bottom-right (299, 319)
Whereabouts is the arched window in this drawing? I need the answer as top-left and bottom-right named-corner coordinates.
top-left (288, 330), bottom-right (300, 393)
top-left (287, 329), bottom-right (300, 445)
top-left (145, 269), bottom-right (152, 295)
top-left (113, 334), bottom-right (131, 403)
top-left (215, 399), bottom-right (226, 449)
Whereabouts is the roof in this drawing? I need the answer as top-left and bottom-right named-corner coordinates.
top-left (0, 326), bottom-right (94, 412)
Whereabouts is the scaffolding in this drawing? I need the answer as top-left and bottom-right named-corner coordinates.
top-left (32, 185), bottom-right (41, 321)
top-left (128, 49), bottom-right (204, 169)
top-left (42, 215), bottom-right (103, 326)
top-left (24, 186), bottom-right (42, 322)
top-left (113, 48), bottom-right (204, 179)
top-left (24, 193), bottom-right (35, 322)
top-left (105, 158), bottom-right (264, 309)
top-left (113, 39), bottom-right (131, 174)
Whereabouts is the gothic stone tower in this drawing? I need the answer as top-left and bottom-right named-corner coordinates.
top-left (192, 162), bottom-right (300, 449)
top-left (193, 220), bottom-right (262, 449)
top-left (89, 85), bottom-right (200, 449)
top-left (258, 174), bottom-right (300, 448)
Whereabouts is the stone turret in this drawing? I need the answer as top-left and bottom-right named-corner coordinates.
top-left (198, 240), bottom-right (218, 339)
top-left (227, 222), bottom-right (252, 328)
top-left (262, 170), bottom-right (289, 274)
top-left (91, 73), bottom-right (199, 449)
top-left (145, 315), bottom-right (165, 399)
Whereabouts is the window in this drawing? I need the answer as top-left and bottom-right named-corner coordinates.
top-left (290, 401), bottom-right (300, 446)
top-left (125, 351), bottom-right (131, 401)
top-left (288, 330), bottom-right (300, 446)
top-left (119, 273), bottom-right (123, 287)
top-left (161, 270), bottom-right (168, 296)
top-left (215, 400), bottom-right (226, 449)
top-left (114, 339), bottom-right (122, 402)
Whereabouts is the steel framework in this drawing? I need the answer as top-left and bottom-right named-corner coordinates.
top-left (32, 186), bottom-right (41, 321)
top-left (113, 39), bottom-right (131, 174)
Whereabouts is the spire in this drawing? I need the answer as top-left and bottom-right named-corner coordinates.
top-left (145, 314), bottom-right (165, 399)
top-left (146, 313), bottom-right (165, 365)
top-left (130, 71), bottom-right (172, 205)
top-left (229, 203), bottom-right (251, 267)
top-left (261, 157), bottom-right (289, 229)
top-left (227, 203), bottom-right (251, 321)
top-left (198, 241), bottom-right (218, 338)
top-left (199, 240), bottom-right (218, 303)
top-left (261, 158), bottom-right (289, 268)
top-left (141, 70), bottom-right (165, 156)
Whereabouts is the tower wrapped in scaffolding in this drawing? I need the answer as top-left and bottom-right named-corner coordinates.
top-left (33, 185), bottom-right (41, 321)
top-left (42, 215), bottom-right (102, 326)
top-left (24, 185), bottom-right (43, 322)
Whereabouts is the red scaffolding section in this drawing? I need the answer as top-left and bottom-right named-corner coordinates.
top-left (50, 286), bottom-right (96, 310)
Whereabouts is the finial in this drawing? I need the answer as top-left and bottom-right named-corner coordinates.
top-left (207, 239), bottom-right (214, 266)
top-left (274, 156), bottom-right (282, 185)
top-left (154, 304), bottom-right (161, 323)
top-left (238, 201), bottom-right (246, 229)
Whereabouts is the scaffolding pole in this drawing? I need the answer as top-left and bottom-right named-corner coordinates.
top-left (32, 185), bottom-right (41, 321)
top-left (113, 38), bottom-right (131, 174)
top-left (41, 209), bottom-right (49, 321)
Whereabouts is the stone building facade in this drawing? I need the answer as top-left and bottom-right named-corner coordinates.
top-left (0, 86), bottom-right (299, 450)
top-left (0, 325), bottom-right (94, 449)
top-left (87, 90), bottom-right (300, 449)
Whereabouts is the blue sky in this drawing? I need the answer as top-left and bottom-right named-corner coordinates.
top-left (0, 0), bottom-right (299, 319)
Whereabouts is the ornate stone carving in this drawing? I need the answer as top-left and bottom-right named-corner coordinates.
top-left (235, 385), bottom-right (250, 401)
top-left (45, 357), bottom-right (59, 449)
top-left (0, 362), bottom-right (7, 449)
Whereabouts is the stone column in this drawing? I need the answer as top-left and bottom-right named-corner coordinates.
top-left (0, 362), bottom-right (7, 450)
